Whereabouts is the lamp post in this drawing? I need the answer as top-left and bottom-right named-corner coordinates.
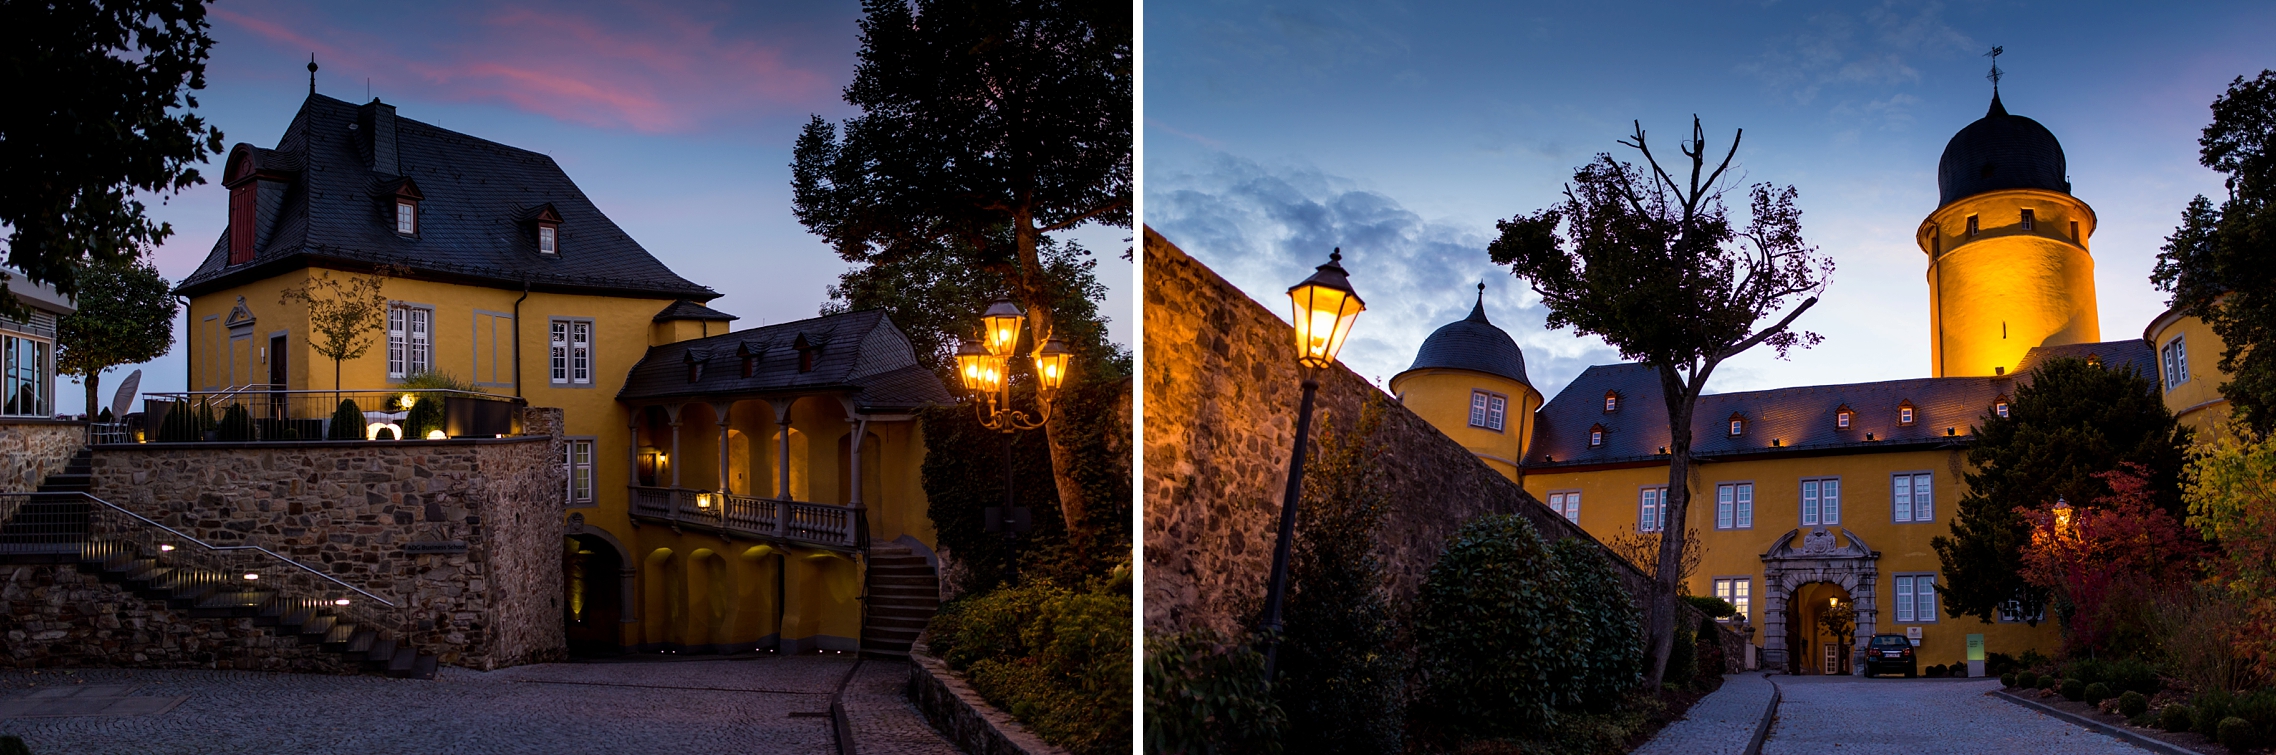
top-left (1258, 248), bottom-right (1364, 679)
top-left (953, 301), bottom-right (1076, 535)
top-left (2052, 497), bottom-right (2073, 537)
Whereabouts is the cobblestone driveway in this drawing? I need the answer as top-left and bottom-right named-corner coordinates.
top-left (0, 655), bottom-right (957, 755)
top-left (1764, 676), bottom-right (2149, 754)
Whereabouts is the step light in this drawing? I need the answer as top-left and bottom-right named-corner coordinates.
top-left (243, 573), bottom-right (259, 580)
top-left (159, 544), bottom-right (174, 551)
top-left (336, 599), bottom-right (351, 605)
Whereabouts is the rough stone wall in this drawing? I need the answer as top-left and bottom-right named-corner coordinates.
top-left (1, 563), bottom-right (354, 673)
top-left (86, 437), bottom-right (566, 670)
top-left (908, 641), bottom-right (1071, 755)
top-left (1144, 229), bottom-right (1736, 653)
top-left (0, 420), bottom-right (82, 492)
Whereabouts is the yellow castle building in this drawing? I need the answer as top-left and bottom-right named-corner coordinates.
top-left (1397, 92), bottom-right (2229, 674)
top-left (172, 92), bottom-right (948, 658)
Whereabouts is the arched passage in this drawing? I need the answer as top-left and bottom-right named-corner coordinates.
top-left (1788, 582), bottom-right (1857, 675)
top-left (1761, 527), bottom-right (1880, 676)
top-left (563, 533), bottom-right (626, 655)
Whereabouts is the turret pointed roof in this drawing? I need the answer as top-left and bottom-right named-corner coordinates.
top-left (1397, 282), bottom-right (1532, 387)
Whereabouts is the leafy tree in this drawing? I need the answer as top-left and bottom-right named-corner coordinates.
top-left (793, 0), bottom-right (1131, 549)
top-left (2016, 464), bottom-right (2206, 657)
top-left (1, 0), bottom-right (225, 310)
top-left (1278, 395), bottom-right (1401, 755)
top-left (277, 266), bottom-right (400, 390)
top-left (2185, 427), bottom-right (2276, 676)
top-left (1934, 357), bottom-right (2191, 624)
top-left (1489, 117), bottom-right (1831, 685)
top-left (56, 257), bottom-right (175, 419)
top-left (2153, 70), bottom-right (2276, 437)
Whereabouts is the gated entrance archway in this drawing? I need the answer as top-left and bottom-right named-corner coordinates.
top-left (1761, 527), bottom-right (1879, 675)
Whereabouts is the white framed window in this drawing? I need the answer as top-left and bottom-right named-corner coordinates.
top-left (1713, 577), bottom-right (1752, 622)
top-left (395, 201), bottom-right (417, 235)
top-left (539, 225), bottom-right (558, 255)
top-left (1894, 573), bottom-right (1938, 623)
top-left (1, 333), bottom-right (52, 417)
top-left (1802, 477), bottom-right (1841, 526)
top-left (2020, 208), bottom-right (2035, 230)
top-left (1546, 491), bottom-right (1580, 523)
top-left (1639, 486), bottom-right (1668, 533)
top-left (550, 318), bottom-right (592, 385)
top-left (1995, 400), bottom-right (2010, 419)
top-left (2162, 336), bottom-right (2189, 392)
top-left (1836, 410), bottom-right (1851, 429)
top-left (1898, 404), bottom-right (1916, 425)
top-left (1588, 428), bottom-right (1603, 447)
top-left (1604, 392), bottom-right (1618, 413)
top-left (1893, 472), bottom-right (1934, 523)
top-left (386, 304), bottom-right (431, 379)
top-left (1469, 390), bottom-right (1506, 432)
top-left (1998, 598), bottom-right (2045, 624)
top-left (1729, 418), bottom-right (1743, 436)
top-left (563, 438), bottom-right (596, 506)
top-left (1715, 482), bottom-right (1753, 529)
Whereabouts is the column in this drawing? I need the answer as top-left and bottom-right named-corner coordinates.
top-left (667, 404), bottom-right (684, 490)
top-left (714, 402), bottom-right (734, 496)
top-left (773, 398), bottom-right (798, 500)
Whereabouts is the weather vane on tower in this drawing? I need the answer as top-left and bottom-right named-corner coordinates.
top-left (1985, 46), bottom-right (2003, 94)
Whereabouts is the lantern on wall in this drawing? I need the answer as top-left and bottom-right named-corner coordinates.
top-left (1287, 249), bottom-right (1365, 370)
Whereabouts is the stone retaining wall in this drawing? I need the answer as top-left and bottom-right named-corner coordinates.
top-left (86, 434), bottom-right (567, 670)
top-left (907, 641), bottom-right (1070, 755)
top-left (1144, 228), bottom-right (1740, 654)
top-left (0, 419), bottom-right (83, 492)
top-left (1, 562), bottom-right (354, 673)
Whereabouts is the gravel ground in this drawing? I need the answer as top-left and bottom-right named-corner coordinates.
top-left (1763, 676), bottom-right (2152, 754)
top-left (1633, 673), bottom-right (1778, 755)
top-left (0, 656), bottom-right (898, 755)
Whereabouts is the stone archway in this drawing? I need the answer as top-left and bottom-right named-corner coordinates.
top-left (1761, 527), bottom-right (1880, 675)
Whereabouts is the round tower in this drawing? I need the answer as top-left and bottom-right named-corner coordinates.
top-left (1918, 92), bottom-right (2100, 378)
top-left (1388, 284), bottom-right (1542, 481)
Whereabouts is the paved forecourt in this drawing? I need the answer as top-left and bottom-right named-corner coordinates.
top-left (1634, 673), bottom-right (1779, 755)
top-left (1763, 676), bottom-right (2151, 754)
top-left (0, 656), bottom-right (923, 755)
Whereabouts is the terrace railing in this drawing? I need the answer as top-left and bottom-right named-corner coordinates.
top-left (628, 485), bottom-right (866, 551)
top-left (122, 388), bottom-right (522, 443)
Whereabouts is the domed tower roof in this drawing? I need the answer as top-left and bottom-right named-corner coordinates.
top-left (1403, 284), bottom-right (1532, 387)
top-left (1937, 93), bottom-right (2069, 207)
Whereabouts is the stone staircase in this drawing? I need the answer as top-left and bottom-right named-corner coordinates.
top-left (861, 544), bottom-right (940, 657)
top-left (0, 447), bottom-right (437, 679)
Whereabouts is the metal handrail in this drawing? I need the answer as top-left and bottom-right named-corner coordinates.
top-left (148, 388), bottom-right (520, 402)
top-left (0, 491), bottom-right (397, 607)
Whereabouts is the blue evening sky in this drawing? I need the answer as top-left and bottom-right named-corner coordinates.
top-left (1142, 1), bottom-right (2274, 401)
top-left (62, 0), bottom-right (1131, 415)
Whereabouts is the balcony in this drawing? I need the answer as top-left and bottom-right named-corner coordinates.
top-left (627, 486), bottom-right (866, 551)
top-left (117, 387), bottom-right (524, 443)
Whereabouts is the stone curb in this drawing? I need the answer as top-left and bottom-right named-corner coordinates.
top-left (830, 658), bottom-right (861, 755)
top-left (1991, 689), bottom-right (2207, 755)
top-left (1747, 673), bottom-right (1782, 755)
top-left (906, 637), bottom-right (1070, 755)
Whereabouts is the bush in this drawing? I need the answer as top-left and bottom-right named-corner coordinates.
top-left (1987, 651), bottom-right (2021, 677)
top-left (327, 399), bottom-right (365, 440)
top-left (2001, 673), bottom-right (2018, 687)
top-left (1143, 628), bottom-right (1283, 755)
top-left (374, 426), bottom-right (397, 440)
top-left (2017, 670), bottom-right (2040, 689)
top-left (2196, 689), bottom-right (2234, 740)
top-left (2163, 703), bottom-right (2196, 732)
top-left (2220, 717), bottom-right (2255, 753)
top-left (2062, 678), bottom-right (2086, 701)
top-left (2084, 682), bottom-right (2111, 705)
top-left (2043, 674), bottom-right (2060, 691)
top-left (1667, 623), bottom-right (1698, 688)
top-left (0, 734), bottom-right (26, 755)
top-left (1552, 539), bottom-right (1641, 712)
top-left (1949, 662), bottom-right (1968, 678)
top-left (2119, 691), bottom-right (2149, 718)
top-left (1926, 664), bottom-right (1945, 678)
top-left (2230, 690), bottom-right (2276, 751)
top-left (1278, 404), bottom-right (1403, 755)
top-left (1683, 595), bottom-right (1735, 619)
top-left (1414, 514), bottom-right (1586, 740)
top-left (215, 402), bottom-right (254, 441)
top-left (934, 568), bottom-right (1133, 755)
top-left (406, 394), bottom-right (445, 439)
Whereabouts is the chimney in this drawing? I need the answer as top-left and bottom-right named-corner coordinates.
top-left (358, 99), bottom-right (398, 176)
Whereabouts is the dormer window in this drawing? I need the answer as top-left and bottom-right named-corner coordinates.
top-left (1588, 423), bottom-right (1606, 448)
top-left (1604, 391), bottom-right (1619, 413)
top-left (1994, 395), bottom-right (2010, 419)
top-left (684, 350), bottom-right (709, 383)
top-left (539, 225), bottom-right (558, 254)
top-left (1898, 400), bottom-right (1916, 426)
top-left (1835, 405), bottom-right (1854, 430)
top-left (529, 203), bottom-right (563, 256)
top-left (738, 341), bottom-right (767, 378)
top-left (395, 201), bottom-right (417, 234)
top-left (1728, 413), bottom-right (1745, 437)
top-left (793, 334), bottom-right (821, 373)
top-left (383, 178), bottom-right (424, 237)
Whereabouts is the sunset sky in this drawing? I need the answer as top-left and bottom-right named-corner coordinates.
top-left (1144, 1), bottom-right (2275, 402)
top-left (73, 0), bottom-right (1132, 414)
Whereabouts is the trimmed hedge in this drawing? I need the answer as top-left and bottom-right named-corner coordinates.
top-left (2016, 670), bottom-right (2040, 689)
top-left (2119, 691), bottom-right (2149, 719)
top-left (2062, 678), bottom-right (2085, 701)
top-left (2084, 682), bottom-right (2111, 705)
top-left (327, 400), bottom-right (365, 440)
top-left (2163, 703), bottom-right (2196, 732)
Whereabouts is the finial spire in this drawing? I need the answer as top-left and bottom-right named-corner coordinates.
top-left (308, 54), bottom-right (318, 94)
top-left (1466, 281), bottom-right (1489, 323)
top-left (1984, 46), bottom-right (2003, 94)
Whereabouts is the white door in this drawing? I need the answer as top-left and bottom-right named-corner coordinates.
top-left (1823, 643), bottom-right (1839, 675)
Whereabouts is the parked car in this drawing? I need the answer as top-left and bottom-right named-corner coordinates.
top-left (1863, 634), bottom-right (1917, 678)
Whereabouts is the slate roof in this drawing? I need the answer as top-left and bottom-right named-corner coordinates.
top-left (1396, 292), bottom-right (1532, 387)
top-left (177, 93), bottom-right (715, 300)
top-left (654, 300), bottom-right (739, 323)
top-left (1937, 93), bottom-right (2070, 207)
top-left (2013, 339), bottom-right (2155, 379)
top-left (617, 309), bottom-right (952, 413)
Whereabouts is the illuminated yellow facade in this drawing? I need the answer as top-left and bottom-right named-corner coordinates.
top-left (1920, 188), bottom-right (2101, 378)
top-left (1389, 369), bottom-right (1540, 480)
top-left (2146, 304), bottom-right (2234, 436)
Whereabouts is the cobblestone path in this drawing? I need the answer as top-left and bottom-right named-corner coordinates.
top-left (1633, 673), bottom-right (1777, 755)
top-left (0, 655), bottom-right (936, 755)
top-left (840, 659), bottom-right (962, 755)
top-left (1763, 676), bottom-right (2150, 754)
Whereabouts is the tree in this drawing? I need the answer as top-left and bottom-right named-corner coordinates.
top-left (278, 266), bottom-right (400, 390)
top-left (2184, 426), bottom-right (2276, 676)
top-left (56, 257), bottom-right (175, 419)
top-left (1604, 528), bottom-right (1703, 595)
top-left (1278, 395), bottom-right (1401, 755)
top-left (1, 0), bottom-right (224, 311)
top-left (1934, 357), bottom-right (2191, 624)
top-left (2016, 464), bottom-right (2206, 657)
top-left (1819, 600), bottom-right (1856, 675)
top-left (2153, 70), bottom-right (2276, 438)
top-left (1489, 117), bottom-right (1831, 685)
top-left (792, 0), bottom-right (1131, 550)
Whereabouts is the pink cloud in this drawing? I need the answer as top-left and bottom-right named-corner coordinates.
top-left (214, 1), bottom-right (841, 134)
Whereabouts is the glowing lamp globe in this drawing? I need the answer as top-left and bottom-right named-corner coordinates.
top-left (976, 356), bottom-right (1008, 395)
top-left (2053, 498), bottom-right (2073, 534)
top-left (1034, 337), bottom-right (1074, 393)
top-left (1287, 248), bottom-right (1364, 369)
top-left (980, 301), bottom-right (1025, 358)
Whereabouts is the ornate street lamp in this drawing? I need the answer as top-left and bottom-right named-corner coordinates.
top-left (2053, 497), bottom-right (2073, 537)
top-left (954, 301), bottom-right (1078, 536)
top-left (1259, 248), bottom-right (1363, 678)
